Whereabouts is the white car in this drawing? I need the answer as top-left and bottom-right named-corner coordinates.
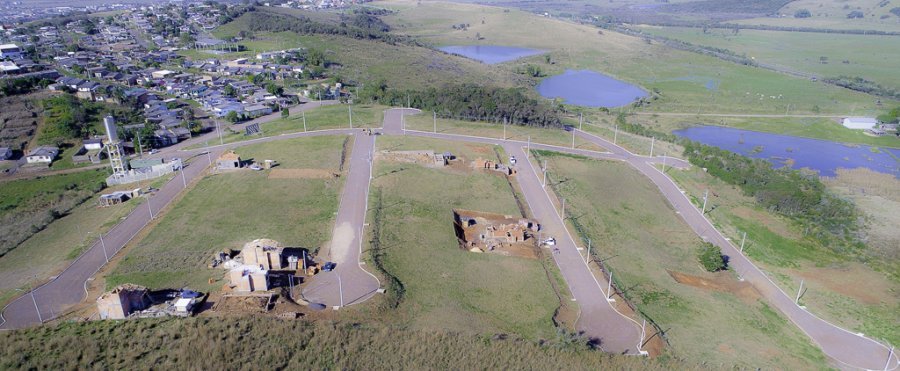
top-left (148, 149), bottom-right (159, 155)
top-left (249, 164), bottom-right (263, 171)
top-left (509, 156), bottom-right (517, 165)
top-left (543, 237), bottom-right (556, 246)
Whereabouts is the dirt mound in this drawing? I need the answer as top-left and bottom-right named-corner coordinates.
top-left (668, 270), bottom-right (760, 304)
top-left (268, 169), bottom-right (338, 179)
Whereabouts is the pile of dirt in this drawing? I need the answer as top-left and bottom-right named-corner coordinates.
top-left (268, 168), bottom-right (339, 179)
top-left (668, 270), bottom-right (760, 304)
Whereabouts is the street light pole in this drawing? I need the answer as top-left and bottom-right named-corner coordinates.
top-left (337, 271), bottom-right (344, 308)
top-left (180, 163), bottom-right (187, 188)
top-left (586, 238), bottom-right (591, 263)
top-left (701, 189), bottom-right (709, 215)
top-left (302, 110), bottom-right (307, 132)
top-left (147, 196), bottom-right (154, 220)
top-left (614, 124), bottom-right (618, 145)
top-left (740, 231), bottom-right (747, 252)
top-left (433, 111), bottom-right (436, 133)
top-left (650, 137), bottom-right (655, 157)
top-left (348, 105), bottom-right (353, 129)
top-left (99, 233), bottom-right (109, 263)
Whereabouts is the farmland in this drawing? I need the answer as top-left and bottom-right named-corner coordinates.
top-left (367, 136), bottom-right (561, 340)
top-left (634, 25), bottom-right (900, 89)
top-left (533, 150), bottom-right (828, 368)
top-left (105, 136), bottom-right (346, 291)
top-left (375, 0), bottom-right (889, 116)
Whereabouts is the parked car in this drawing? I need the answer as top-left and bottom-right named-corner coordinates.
top-left (249, 164), bottom-right (263, 171)
top-left (322, 262), bottom-right (337, 271)
top-left (509, 155), bottom-right (517, 165)
top-left (149, 149), bottom-right (160, 155)
top-left (542, 237), bottom-right (556, 246)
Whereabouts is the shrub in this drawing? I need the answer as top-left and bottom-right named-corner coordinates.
top-left (698, 243), bottom-right (726, 272)
top-left (794, 9), bottom-right (812, 18)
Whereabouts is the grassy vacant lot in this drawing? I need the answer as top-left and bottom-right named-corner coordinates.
top-left (665, 161), bottom-right (899, 346)
top-left (368, 136), bottom-right (560, 340)
top-left (376, 0), bottom-right (888, 116)
top-left (0, 317), bottom-right (689, 369)
top-left (635, 25), bottom-right (900, 89)
top-left (0, 181), bottom-right (144, 308)
top-left (403, 112), bottom-right (604, 151)
top-left (192, 104), bottom-right (384, 148)
top-left (0, 169), bottom-right (107, 257)
top-left (535, 151), bottom-right (827, 368)
top-left (105, 136), bottom-right (346, 291)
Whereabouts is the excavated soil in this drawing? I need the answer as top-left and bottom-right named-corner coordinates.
top-left (668, 270), bottom-right (761, 304)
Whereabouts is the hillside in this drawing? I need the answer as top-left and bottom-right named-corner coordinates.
top-left (0, 317), bottom-right (693, 369)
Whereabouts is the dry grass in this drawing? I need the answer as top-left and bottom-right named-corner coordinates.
top-left (0, 317), bottom-right (696, 369)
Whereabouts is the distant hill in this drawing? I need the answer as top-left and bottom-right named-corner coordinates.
top-left (661, 0), bottom-right (793, 16)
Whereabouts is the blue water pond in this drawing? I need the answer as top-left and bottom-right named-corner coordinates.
top-left (536, 70), bottom-right (648, 108)
top-left (673, 126), bottom-right (900, 178)
top-left (438, 45), bottom-right (545, 64)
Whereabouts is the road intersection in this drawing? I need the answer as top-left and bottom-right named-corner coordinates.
top-left (1, 106), bottom-right (896, 369)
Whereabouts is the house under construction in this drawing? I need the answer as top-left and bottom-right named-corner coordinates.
top-left (453, 209), bottom-right (539, 253)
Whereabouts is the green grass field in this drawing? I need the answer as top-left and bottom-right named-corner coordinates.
top-left (368, 136), bottom-right (561, 340)
top-left (733, 0), bottom-right (900, 33)
top-left (375, 0), bottom-right (891, 117)
top-left (664, 162), bottom-right (899, 346)
top-left (635, 25), bottom-right (900, 89)
top-left (189, 104), bottom-right (385, 148)
top-left (534, 151), bottom-right (828, 368)
top-left (105, 136), bottom-right (346, 291)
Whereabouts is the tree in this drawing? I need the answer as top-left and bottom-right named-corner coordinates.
top-left (847, 10), bottom-right (864, 18)
top-left (281, 108), bottom-right (290, 118)
top-left (794, 9), bottom-right (812, 18)
top-left (224, 84), bottom-right (237, 98)
top-left (698, 243), bottom-right (726, 272)
top-left (266, 82), bottom-right (284, 96)
top-left (225, 110), bottom-right (240, 123)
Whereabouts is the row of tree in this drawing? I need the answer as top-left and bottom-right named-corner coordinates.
top-left (358, 81), bottom-right (563, 128)
top-left (824, 76), bottom-right (900, 100)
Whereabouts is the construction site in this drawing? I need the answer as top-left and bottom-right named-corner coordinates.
top-left (453, 209), bottom-right (541, 258)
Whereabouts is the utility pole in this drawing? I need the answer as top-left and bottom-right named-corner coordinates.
top-left (614, 124), bottom-right (618, 145)
top-left (206, 150), bottom-right (212, 166)
top-left (560, 198), bottom-right (565, 219)
top-left (572, 127), bottom-right (576, 149)
top-left (337, 271), bottom-right (344, 308)
top-left (348, 105), bottom-right (353, 129)
top-left (650, 137), bottom-right (654, 157)
top-left (216, 119), bottom-right (223, 146)
top-left (180, 162), bottom-right (187, 188)
top-left (662, 153), bottom-right (667, 172)
top-left (542, 160), bottom-right (548, 188)
top-left (136, 135), bottom-right (143, 159)
top-left (503, 119), bottom-right (507, 140)
top-left (302, 110), bottom-right (307, 132)
top-left (740, 231), bottom-right (747, 252)
top-left (99, 233), bottom-right (109, 263)
top-left (147, 196), bottom-right (154, 220)
top-left (795, 279), bottom-right (804, 305)
top-left (407, 94), bottom-right (410, 109)
top-left (433, 111), bottom-right (436, 133)
top-left (527, 136), bottom-right (531, 155)
top-left (579, 112), bottom-right (583, 131)
top-left (701, 189), bottom-right (709, 215)
top-left (606, 271), bottom-right (614, 302)
top-left (585, 238), bottom-right (591, 263)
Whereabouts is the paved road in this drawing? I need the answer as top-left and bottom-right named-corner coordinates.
top-left (384, 109), bottom-right (645, 353)
top-left (301, 131), bottom-right (381, 308)
top-left (572, 129), bottom-right (899, 370)
top-left (0, 127), bottom-right (355, 329)
top-left (3, 105), bottom-right (896, 369)
top-left (631, 112), bottom-right (843, 119)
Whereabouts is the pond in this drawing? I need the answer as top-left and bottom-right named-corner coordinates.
top-left (673, 126), bottom-right (900, 178)
top-left (536, 70), bottom-right (648, 108)
top-left (438, 45), bottom-right (545, 64)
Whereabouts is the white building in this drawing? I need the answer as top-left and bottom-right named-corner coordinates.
top-left (25, 146), bottom-right (59, 164)
top-left (0, 44), bottom-right (21, 59)
top-left (842, 117), bottom-right (878, 130)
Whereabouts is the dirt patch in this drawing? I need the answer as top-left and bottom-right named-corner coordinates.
top-left (669, 270), bottom-right (761, 304)
top-left (211, 293), bottom-right (274, 313)
top-left (790, 264), bottom-right (894, 305)
top-left (268, 168), bottom-right (339, 180)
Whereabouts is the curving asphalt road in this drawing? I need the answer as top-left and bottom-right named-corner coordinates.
top-left (301, 131), bottom-right (381, 308)
top-left (3, 105), bottom-right (896, 370)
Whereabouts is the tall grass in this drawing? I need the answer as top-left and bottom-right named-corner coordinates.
top-left (0, 317), bottom-right (693, 369)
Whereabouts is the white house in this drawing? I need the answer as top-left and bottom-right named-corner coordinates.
top-left (0, 44), bottom-right (22, 59)
top-left (25, 146), bottom-right (59, 164)
top-left (842, 117), bottom-right (878, 130)
top-left (244, 104), bottom-right (272, 118)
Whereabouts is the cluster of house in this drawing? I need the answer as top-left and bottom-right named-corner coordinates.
top-left (841, 117), bottom-right (899, 137)
top-left (274, 0), bottom-right (375, 10)
top-left (0, 145), bottom-right (63, 166)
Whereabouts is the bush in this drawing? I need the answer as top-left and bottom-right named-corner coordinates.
top-left (847, 10), bottom-right (865, 18)
top-left (698, 243), bottom-right (726, 272)
top-left (794, 9), bottom-right (812, 18)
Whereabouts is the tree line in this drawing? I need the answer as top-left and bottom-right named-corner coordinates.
top-left (238, 9), bottom-right (420, 46)
top-left (358, 81), bottom-right (563, 128)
